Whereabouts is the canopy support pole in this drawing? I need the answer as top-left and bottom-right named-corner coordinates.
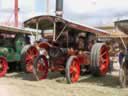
top-left (115, 26), bottom-right (127, 52)
top-left (36, 22), bottom-right (39, 41)
top-left (53, 21), bottom-right (56, 41)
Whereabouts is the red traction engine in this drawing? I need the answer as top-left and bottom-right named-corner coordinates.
top-left (23, 15), bottom-right (110, 83)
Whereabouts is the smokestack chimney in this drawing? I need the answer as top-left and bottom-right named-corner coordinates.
top-left (56, 0), bottom-right (63, 17)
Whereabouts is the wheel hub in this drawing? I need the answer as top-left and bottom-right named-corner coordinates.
top-left (72, 67), bottom-right (77, 73)
top-left (33, 55), bottom-right (48, 80)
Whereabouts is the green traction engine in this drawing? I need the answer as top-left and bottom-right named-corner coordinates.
top-left (0, 26), bottom-right (31, 77)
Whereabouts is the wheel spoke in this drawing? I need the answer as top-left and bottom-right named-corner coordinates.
top-left (100, 46), bottom-right (109, 74)
top-left (27, 48), bottom-right (36, 56)
top-left (26, 48), bottom-right (38, 59)
top-left (31, 50), bottom-right (36, 56)
top-left (99, 46), bottom-right (109, 75)
top-left (74, 73), bottom-right (79, 80)
top-left (91, 43), bottom-right (109, 76)
top-left (26, 55), bottom-right (32, 61)
top-left (100, 56), bottom-right (107, 64)
top-left (27, 50), bottom-right (33, 56)
top-left (100, 51), bottom-right (107, 58)
top-left (26, 59), bottom-right (33, 64)
top-left (71, 74), bottom-right (76, 82)
top-left (24, 47), bottom-right (39, 73)
top-left (38, 63), bottom-right (45, 72)
top-left (100, 63), bottom-right (106, 71)
top-left (70, 67), bottom-right (74, 74)
top-left (34, 55), bottom-right (48, 80)
top-left (71, 71), bottom-right (79, 82)
top-left (70, 59), bottom-right (80, 83)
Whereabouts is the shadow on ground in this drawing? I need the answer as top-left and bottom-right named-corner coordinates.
top-left (5, 72), bottom-right (36, 81)
top-left (5, 71), bottom-right (120, 88)
top-left (5, 71), bottom-right (64, 81)
top-left (79, 74), bottom-right (120, 88)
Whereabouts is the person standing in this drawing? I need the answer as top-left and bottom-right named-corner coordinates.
top-left (40, 31), bottom-right (48, 42)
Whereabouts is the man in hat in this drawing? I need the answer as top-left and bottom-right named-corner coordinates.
top-left (76, 35), bottom-right (85, 51)
top-left (40, 31), bottom-right (48, 42)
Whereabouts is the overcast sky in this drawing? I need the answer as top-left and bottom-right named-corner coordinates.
top-left (0, 0), bottom-right (128, 27)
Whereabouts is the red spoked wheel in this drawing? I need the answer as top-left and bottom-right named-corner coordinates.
top-left (25, 46), bottom-right (39, 72)
top-left (33, 55), bottom-right (48, 80)
top-left (21, 45), bottom-right (39, 73)
top-left (99, 45), bottom-right (109, 75)
top-left (91, 43), bottom-right (109, 76)
top-left (66, 56), bottom-right (80, 83)
top-left (0, 57), bottom-right (8, 77)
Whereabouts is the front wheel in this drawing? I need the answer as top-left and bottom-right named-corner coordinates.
top-left (33, 55), bottom-right (48, 80)
top-left (65, 56), bottom-right (80, 84)
top-left (0, 57), bottom-right (8, 77)
top-left (21, 45), bottom-right (39, 73)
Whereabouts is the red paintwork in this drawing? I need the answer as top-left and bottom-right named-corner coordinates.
top-left (77, 52), bottom-right (90, 65)
top-left (25, 46), bottom-right (39, 72)
top-left (38, 42), bottom-right (51, 49)
top-left (0, 57), bottom-right (8, 77)
top-left (50, 57), bottom-right (66, 71)
top-left (99, 45), bottom-right (109, 75)
top-left (67, 49), bottom-right (90, 65)
top-left (37, 42), bottom-right (91, 72)
top-left (70, 57), bottom-right (80, 83)
top-left (24, 15), bottom-right (110, 83)
top-left (50, 65), bottom-right (64, 72)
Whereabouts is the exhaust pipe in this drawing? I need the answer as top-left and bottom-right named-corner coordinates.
top-left (56, 0), bottom-right (63, 17)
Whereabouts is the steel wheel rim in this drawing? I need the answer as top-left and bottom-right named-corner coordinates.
top-left (25, 47), bottom-right (39, 72)
top-left (36, 56), bottom-right (48, 80)
top-left (0, 58), bottom-right (8, 77)
top-left (70, 58), bottom-right (80, 83)
top-left (120, 64), bottom-right (127, 87)
top-left (120, 68), bottom-right (126, 85)
top-left (99, 45), bottom-right (109, 75)
top-left (0, 59), bottom-right (5, 72)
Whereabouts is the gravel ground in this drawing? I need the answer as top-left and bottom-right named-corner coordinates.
top-left (0, 63), bottom-right (128, 96)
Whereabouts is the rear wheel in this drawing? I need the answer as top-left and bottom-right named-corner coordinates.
top-left (90, 43), bottom-right (109, 76)
top-left (119, 60), bottom-right (128, 88)
top-left (65, 56), bottom-right (80, 83)
top-left (0, 57), bottom-right (8, 77)
top-left (33, 55), bottom-right (48, 80)
top-left (21, 45), bottom-right (39, 73)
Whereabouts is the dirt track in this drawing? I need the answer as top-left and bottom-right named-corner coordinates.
top-left (0, 63), bottom-right (128, 96)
